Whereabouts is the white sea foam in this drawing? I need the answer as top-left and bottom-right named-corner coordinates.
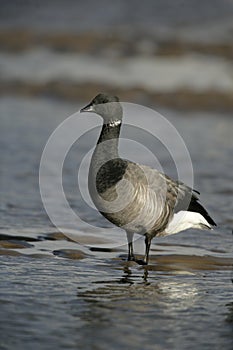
top-left (0, 48), bottom-right (233, 92)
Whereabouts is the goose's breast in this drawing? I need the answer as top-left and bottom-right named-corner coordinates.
top-left (89, 160), bottom-right (172, 234)
top-left (98, 180), bottom-right (168, 234)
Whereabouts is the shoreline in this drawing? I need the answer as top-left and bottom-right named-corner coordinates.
top-left (0, 30), bottom-right (233, 59)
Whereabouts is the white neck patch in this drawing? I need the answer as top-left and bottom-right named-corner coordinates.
top-left (107, 120), bottom-right (122, 127)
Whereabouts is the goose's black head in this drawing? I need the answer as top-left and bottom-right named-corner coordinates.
top-left (80, 93), bottom-right (123, 124)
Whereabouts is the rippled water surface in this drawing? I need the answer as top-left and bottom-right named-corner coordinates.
top-left (1, 97), bottom-right (233, 350)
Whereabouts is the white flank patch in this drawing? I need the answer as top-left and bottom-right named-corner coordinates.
top-left (165, 210), bottom-right (211, 235)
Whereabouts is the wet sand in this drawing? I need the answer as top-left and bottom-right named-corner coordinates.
top-left (1, 231), bottom-right (232, 272)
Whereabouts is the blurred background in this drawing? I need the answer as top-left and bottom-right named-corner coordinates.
top-left (0, 0), bottom-right (233, 109)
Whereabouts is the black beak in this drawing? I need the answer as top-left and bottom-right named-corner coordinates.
top-left (80, 102), bottom-right (94, 113)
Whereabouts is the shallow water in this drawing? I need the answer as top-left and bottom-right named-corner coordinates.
top-left (1, 254), bottom-right (233, 350)
top-left (1, 96), bottom-right (233, 349)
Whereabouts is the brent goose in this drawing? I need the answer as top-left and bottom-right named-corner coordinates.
top-left (80, 93), bottom-right (216, 265)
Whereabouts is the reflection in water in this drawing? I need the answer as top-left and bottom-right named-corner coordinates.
top-left (74, 265), bottom-right (206, 349)
top-left (73, 262), bottom-right (233, 349)
top-left (77, 263), bottom-right (200, 313)
top-left (120, 266), bottom-right (135, 285)
top-left (226, 276), bottom-right (233, 324)
top-left (226, 302), bottom-right (233, 323)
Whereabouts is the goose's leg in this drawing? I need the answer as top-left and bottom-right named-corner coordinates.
top-left (143, 235), bottom-right (152, 265)
top-left (135, 234), bottom-right (152, 265)
top-left (126, 231), bottom-right (135, 261)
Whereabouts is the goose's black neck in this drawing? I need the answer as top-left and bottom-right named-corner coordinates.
top-left (97, 120), bottom-right (122, 144)
top-left (89, 119), bottom-right (122, 192)
top-left (95, 120), bottom-right (122, 160)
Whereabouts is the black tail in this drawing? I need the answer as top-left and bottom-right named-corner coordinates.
top-left (188, 196), bottom-right (217, 226)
